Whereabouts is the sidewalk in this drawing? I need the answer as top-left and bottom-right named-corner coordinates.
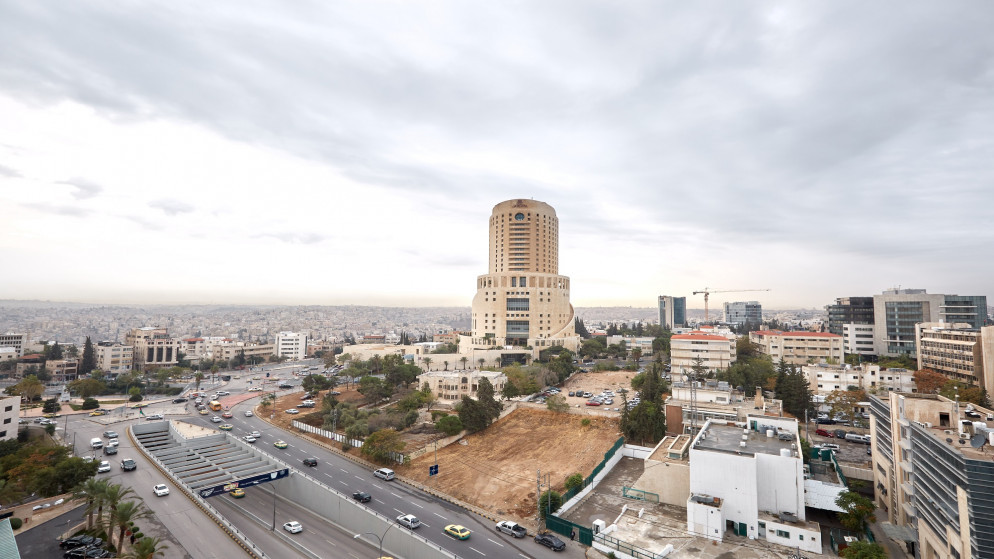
top-left (868, 517), bottom-right (913, 558)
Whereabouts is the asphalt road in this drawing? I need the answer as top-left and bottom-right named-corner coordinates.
top-left (14, 504), bottom-right (86, 559)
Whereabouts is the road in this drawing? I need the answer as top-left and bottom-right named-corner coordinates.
top-left (60, 361), bottom-right (584, 559)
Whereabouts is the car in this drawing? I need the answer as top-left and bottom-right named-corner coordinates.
top-left (244, 410), bottom-right (254, 417)
top-left (248, 387), bottom-right (263, 392)
top-left (59, 535), bottom-right (102, 549)
top-left (131, 403), bottom-right (148, 408)
top-left (585, 400), bottom-right (601, 406)
top-left (274, 440), bottom-right (288, 449)
top-left (217, 391), bottom-right (230, 396)
top-left (815, 418), bottom-right (837, 425)
top-left (867, 446), bottom-right (872, 456)
top-left (64, 545), bottom-right (113, 558)
top-left (278, 383), bottom-right (293, 389)
top-left (397, 513), bottom-right (421, 529)
top-left (250, 430), bottom-right (261, 438)
top-left (43, 412), bottom-right (59, 418)
top-left (833, 429), bottom-right (848, 439)
top-left (172, 397), bottom-right (188, 403)
top-left (303, 457), bottom-right (318, 467)
top-left (567, 391), bottom-right (575, 397)
top-left (97, 461), bottom-right (111, 473)
top-left (815, 443), bottom-right (841, 451)
top-left (195, 398), bottom-right (203, 404)
top-left (219, 423), bottom-right (233, 431)
top-left (285, 408), bottom-right (299, 414)
top-left (153, 484), bottom-right (170, 497)
top-left (107, 439), bottom-right (119, 447)
top-left (496, 520), bottom-right (527, 538)
top-left (89, 411), bottom-right (106, 416)
top-left (535, 533), bottom-right (567, 551)
top-left (199, 409), bottom-right (209, 415)
top-left (374, 468), bottom-right (395, 481)
top-left (329, 390), bottom-right (341, 396)
top-left (103, 430), bottom-right (118, 439)
top-left (121, 458), bottom-right (137, 471)
top-left (815, 428), bottom-right (832, 437)
top-left (352, 491), bottom-right (372, 503)
top-left (222, 411), bottom-right (233, 418)
top-left (230, 488), bottom-right (246, 498)
top-left (444, 524), bottom-right (471, 540)
top-left (103, 446), bottom-right (118, 455)
top-left (282, 521), bottom-right (303, 534)
top-left (243, 435), bottom-right (257, 443)
top-left (145, 413), bottom-right (164, 420)
top-left (211, 416), bottom-right (222, 423)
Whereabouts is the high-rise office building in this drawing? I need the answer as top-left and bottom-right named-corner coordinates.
top-left (469, 199), bottom-right (579, 351)
top-left (872, 289), bottom-right (988, 357)
top-left (658, 296), bottom-right (687, 330)
top-left (825, 296), bottom-right (875, 336)
top-left (722, 301), bottom-right (762, 327)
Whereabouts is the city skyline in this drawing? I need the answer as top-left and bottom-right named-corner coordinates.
top-left (1, 3), bottom-right (992, 308)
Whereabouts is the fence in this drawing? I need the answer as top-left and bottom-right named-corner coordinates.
top-left (561, 436), bottom-right (625, 503)
top-left (291, 419), bottom-right (404, 465)
top-left (594, 531), bottom-right (663, 559)
top-left (622, 486), bottom-right (659, 503)
top-left (546, 514), bottom-right (592, 546)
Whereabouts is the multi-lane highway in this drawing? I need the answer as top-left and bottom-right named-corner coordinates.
top-left (64, 363), bottom-right (584, 559)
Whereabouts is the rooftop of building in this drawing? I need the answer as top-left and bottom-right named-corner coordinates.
top-left (695, 421), bottom-right (799, 457)
top-left (648, 434), bottom-right (693, 463)
top-left (417, 369), bottom-right (506, 378)
top-left (752, 330), bottom-right (841, 338)
top-left (671, 333), bottom-right (730, 341)
top-left (757, 511), bottom-right (820, 532)
top-left (886, 392), bottom-right (994, 461)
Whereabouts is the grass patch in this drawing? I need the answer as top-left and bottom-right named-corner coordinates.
top-left (69, 404), bottom-right (83, 411)
top-left (98, 400), bottom-right (128, 405)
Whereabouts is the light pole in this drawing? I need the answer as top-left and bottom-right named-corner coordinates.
top-left (270, 480), bottom-right (278, 531)
top-left (354, 523), bottom-right (395, 558)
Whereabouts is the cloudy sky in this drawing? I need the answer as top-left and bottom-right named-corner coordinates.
top-left (1, 2), bottom-right (992, 310)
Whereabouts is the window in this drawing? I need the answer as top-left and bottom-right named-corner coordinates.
top-left (3, 405), bottom-right (10, 412)
top-left (776, 530), bottom-right (790, 538)
top-left (2, 418), bottom-right (8, 424)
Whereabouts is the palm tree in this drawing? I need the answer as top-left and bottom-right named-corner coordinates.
top-left (120, 535), bottom-right (168, 559)
top-left (194, 371), bottom-right (204, 391)
top-left (112, 500), bottom-right (153, 550)
top-left (73, 478), bottom-right (109, 530)
top-left (423, 358), bottom-right (432, 372)
top-left (103, 483), bottom-right (138, 533)
top-left (459, 357), bottom-right (468, 370)
top-left (477, 358), bottom-right (485, 370)
top-left (443, 361), bottom-right (449, 371)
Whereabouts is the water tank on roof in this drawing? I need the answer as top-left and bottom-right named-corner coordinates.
top-left (740, 441), bottom-right (747, 448)
top-left (780, 448), bottom-right (791, 458)
top-left (766, 430), bottom-right (774, 438)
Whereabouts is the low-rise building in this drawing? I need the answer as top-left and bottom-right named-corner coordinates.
top-left (416, 370), bottom-right (507, 403)
top-left (0, 333), bottom-right (29, 358)
top-left (95, 341), bottom-right (133, 375)
top-left (916, 323), bottom-right (994, 395)
top-left (211, 341), bottom-right (276, 363)
top-left (803, 363), bottom-right (916, 394)
top-left (0, 395), bottom-right (19, 442)
top-left (605, 335), bottom-right (655, 356)
top-left (126, 327), bottom-right (180, 371)
top-left (275, 331), bottom-right (307, 361)
top-left (749, 330), bottom-right (843, 365)
top-left (45, 359), bottom-right (79, 383)
top-left (670, 331), bottom-right (736, 377)
top-left (842, 323), bottom-right (876, 356)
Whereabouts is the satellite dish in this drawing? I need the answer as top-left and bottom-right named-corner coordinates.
top-left (971, 433), bottom-right (987, 448)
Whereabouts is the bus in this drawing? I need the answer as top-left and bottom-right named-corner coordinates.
top-left (208, 400), bottom-right (223, 411)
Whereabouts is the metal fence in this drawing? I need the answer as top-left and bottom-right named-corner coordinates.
top-left (546, 514), bottom-right (592, 546)
top-left (292, 420), bottom-right (405, 464)
top-left (594, 531), bottom-right (663, 559)
top-left (561, 436), bottom-right (626, 503)
top-left (622, 486), bottom-right (659, 503)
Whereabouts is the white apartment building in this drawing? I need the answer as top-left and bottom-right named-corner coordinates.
top-left (842, 323), bottom-right (876, 356)
top-left (95, 342), bottom-right (133, 375)
top-left (275, 331), bottom-right (307, 361)
top-left (671, 332), bottom-right (736, 378)
top-left (0, 395), bottom-right (18, 441)
top-left (126, 327), bottom-right (180, 370)
top-left (212, 341), bottom-right (276, 363)
top-left (0, 348), bottom-right (16, 364)
top-left (605, 335), bottom-right (655, 356)
top-left (802, 363), bottom-right (916, 394)
top-left (749, 330), bottom-right (844, 365)
top-left (916, 323), bottom-right (994, 395)
top-left (686, 416), bottom-right (824, 554)
top-left (416, 370), bottom-right (507, 403)
top-left (0, 333), bottom-right (29, 358)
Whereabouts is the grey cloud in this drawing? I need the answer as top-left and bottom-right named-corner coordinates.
top-left (121, 214), bottom-right (164, 231)
top-left (59, 177), bottom-right (104, 199)
top-left (149, 199), bottom-right (193, 216)
top-left (0, 163), bottom-right (21, 178)
top-left (24, 202), bottom-right (89, 217)
top-left (254, 232), bottom-right (329, 245)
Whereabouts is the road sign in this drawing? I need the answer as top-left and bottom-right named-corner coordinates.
top-left (429, 464), bottom-right (438, 477)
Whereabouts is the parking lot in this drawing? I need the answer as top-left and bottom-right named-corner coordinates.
top-left (803, 422), bottom-right (873, 464)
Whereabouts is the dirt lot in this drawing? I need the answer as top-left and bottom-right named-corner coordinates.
top-left (400, 407), bottom-right (622, 523)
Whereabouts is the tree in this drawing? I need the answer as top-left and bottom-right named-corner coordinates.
top-left (420, 383), bottom-right (437, 411)
top-left (358, 376), bottom-right (393, 402)
top-left (112, 499), bottom-right (153, 550)
top-left (460, 356), bottom-right (469, 370)
top-left (73, 477), bottom-right (109, 530)
top-left (476, 378), bottom-right (502, 420)
top-left (458, 397), bottom-right (493, 433)
top-left (81, 398), bottom-right (99, 410)
top-left (546, 394), bottom-right (569, 413)
top-left (103, 483), bottom-right (138, 533)
top-left (443, 360), bottom-right (449, 371)
top-left (121, 536), bottom-right (170, 559)
top-left (423, 357), bottom-right (432, 372)
top-left (913, 368), bottom-right (947, 394)
top-left (69, 378), bottom-right (106, 398)
top-left (836, 490), bottom-right (876, 532)
top-left (539, 490), bottom-right (562, 519)
top-left (129, 387), bottom-right (143, 402)
top-left (840, 540), bottom-right (887, 559)
top-left (361, 429), bottom-right (406, 463)
top-left (776, 363), bottom-right (815, 419)
top-left (826, 389), bottom-right (868, 426)
top-left (564, 473), bottom-right (583, 492)
top-left (478, 358), bottom-right (486, 369)
top-left (66, 345), bottom-right (79, 359)
top-left (13, 375), bottom-right (44, 402)
top-left (42, 397), bottom-right (60, 414)
top-left (79, 337), bottom-right (97, 377)
top-left (435, 415), bottom-right (463, 436)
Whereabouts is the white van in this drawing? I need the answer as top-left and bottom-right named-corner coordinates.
top-left (845, 433), bottom-right (870, 445)
top-left (374, 468), bottom-right (395, 481)
top-left (90, 437), bottom-right (103, 449)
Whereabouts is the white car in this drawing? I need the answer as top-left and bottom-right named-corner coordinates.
top-left (97, 461), bottom-right (111, 473)
top-left (211, 416), bottom-right (222, 423)
top-left (153, 484), bottom-right (170, 497)
top-left (396, 513), bottom-right (421, 529)
top-left (283, 521), bottom-right (303, 534)
top-left (243, 436), bottom-right (257, 443)
top-left (248, 387), bottom-right (262, 392)
top-left (285, 408), bottom-right (299, 415)
top-left (244, 410), bottom-right (254, 417)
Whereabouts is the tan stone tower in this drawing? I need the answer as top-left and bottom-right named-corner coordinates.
top-left (468, 199), bottom-right (580, 352)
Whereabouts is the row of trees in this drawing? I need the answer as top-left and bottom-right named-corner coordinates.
top-left (74, 478), bottom-right (166, 558)
top-left (620, 359), bottom-right (669, 444)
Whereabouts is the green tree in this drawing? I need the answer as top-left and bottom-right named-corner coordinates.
top-left (477, 358), bottom-right (486, 369)
top-left (546, 394), bottom-right (570, 413)
top-left (564, 473), bottom-right (583, 492)
top-left (539, 490), bottom-right (562, 519)
top-left (826, 389), bottom-right (868, 425)
top-left (358, 376), bottom-right (393, 402)
top-left (458, 397), bottom-right (492, 433)
top-left (460, 356), bottom-right (469, 370)
top-left (103, 483), bottom-right (138, 533)
top-left (361, 429), bottom-right (406, 463)
top-left (66, 344), bottom-right (79, 359)
top-left (836, 490), bottom-right (877, 532)
top-left (79, 337), bottom-right (97, 377)
top-left (111, 499), bottom-right (153, 550)
top-left (839, 541), bottom-right (887, 559)
top-left (423, 357), bottom-right (433, 372)
top-left (775, 362), bottom-right (814, 419)
top-left (69, 378), bottom-right (106, 398)
top-left (121, 536), bottom-right (169, 559)
top-left (194, 371), bottom-right (204, 391)
top-left (129, 387), bottom-right (143, 402)
top-left (81, 398), bottom-right (99, 410)
top-left (476, 377), bottom-right (502, 420)
top-left (42, 397), bottom-right (60, 414)
top-left (435, 415), bottom-right (463, 436)
top-left (13, 375), bottom-right (44, 402)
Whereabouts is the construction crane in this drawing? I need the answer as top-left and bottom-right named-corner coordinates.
top-left (692, 287), bottom-right (771, 322)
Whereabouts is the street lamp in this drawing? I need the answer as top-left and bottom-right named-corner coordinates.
top-left (354, 523), bottom-right (395, 558)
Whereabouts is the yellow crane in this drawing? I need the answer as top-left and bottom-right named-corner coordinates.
top-left (692, 288), bottom-right (771, 322)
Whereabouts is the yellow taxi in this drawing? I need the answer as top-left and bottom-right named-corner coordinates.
top-left (199, 409), bottom-right (209, 415)
top-left (89, 411), bottom-right (106, 416)
top-left (230, 488), bottom-right (245, 498)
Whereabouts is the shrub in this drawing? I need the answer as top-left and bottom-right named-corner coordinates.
top-left (81, 398), bottom-right (99, 410)
top-left (404, 410), bottom-right (419, 428)
top-left (435, 415), bottom-right (463, 436)
top-left (341, 441), bottom-right (352, 452)
top-left (538, 490), bottom-right (562, 519)
top-left (581, 418), bottom-right (591, 427)
top-left (9, 518), bottom-right (22, 529)
top-left (564, 473), bottom-right (584, 492)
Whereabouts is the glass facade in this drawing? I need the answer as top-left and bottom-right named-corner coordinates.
top-left (826, 297), bottom-right (875, 336)
top-left (942, 295), bottom-right (988, 329)
top-left (506, 298), bottom-right (530, 312)
top-left (885, 301), bottom-right (925, 356)
top-left (506, 320), bottom-right (530, 338)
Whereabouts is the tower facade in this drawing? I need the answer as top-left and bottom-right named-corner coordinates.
top-left (469, 199), bottom-right (579, 352)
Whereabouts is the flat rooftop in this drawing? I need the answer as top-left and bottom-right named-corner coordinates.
top-left (696, 422), bottom-right (797, 457)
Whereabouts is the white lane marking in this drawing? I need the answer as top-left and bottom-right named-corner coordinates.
top-left (394, 508), bottom-right (404, 514)
top-left (433, 512), bottom-right (446, 519)
top-left (324, 539), bottom-right (337, 546)
top-left (518, 555), bottom-right (529, 559)
top-left (487, 538), bottom-right (504, 547)
top-left (409, 502), bottom-right (423, 509)
top-left (354, 475), bottom-right (363, 480)
top-left (469, 546), bottom-right (485, 555)
top-left (391, 492), bottom-right (401, 499)
top-left (338, 480), bottom-right (348, 486)
top-left (340, 468), bottom-right (348, 473)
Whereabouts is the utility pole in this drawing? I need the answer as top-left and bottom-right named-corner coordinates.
top-left (536, 469), bottom-right (542, 527)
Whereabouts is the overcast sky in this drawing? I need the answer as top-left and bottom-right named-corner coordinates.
top-left (1, 2), bottom-right (992, 310)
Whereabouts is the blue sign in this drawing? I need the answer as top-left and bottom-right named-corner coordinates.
top-left (429, 464), bottom-right (438, 477)
top-left (199, 468), bottom-right (290, 499)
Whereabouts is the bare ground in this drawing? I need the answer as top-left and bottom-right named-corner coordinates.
top-left (399, 407), bottom-right (622, 523)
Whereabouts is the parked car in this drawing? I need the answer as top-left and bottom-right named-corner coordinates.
top-left (833, 429), bottom-right (848, 439)
top-left (496, 520), bottom-right (527, 538)
top-left (352, 491), bottom-right (372, 503)
top-left (845, 433), bottom-right (871, 444)
top-left (815, 418), bottom-right (837, 425)
top-left (535, 533), bottom-right (566, 551)
top-left (444, 524), bottom-right (471, 540)
top-left (59, 535), bottom-right (102, 549)
top-left (815, 429), bottom-right (832, 437)
top-left (815, 443), bottom-right (841, 451)
top-left (64, 545), bottom-right (112, 558)
top-left (396, 513), bottom-right (421, 529)
top-left (145, 413), bottom-right (164, 420)
top-left (374, 468), bottom-right (395, 481)
top-left (284, 408), bottom-right (299, 414)
top-left (283, 521), bottom-right (303, 534)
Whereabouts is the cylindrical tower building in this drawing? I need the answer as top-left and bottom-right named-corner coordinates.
top-left (469, 199), bottom-right (579, 353)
